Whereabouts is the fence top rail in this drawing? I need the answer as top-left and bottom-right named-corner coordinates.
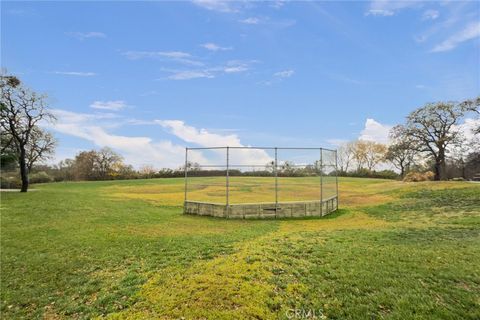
top-left (186, 146), bottom-right (337, 152)
top-left (190, 164), bottom-right (337, 168)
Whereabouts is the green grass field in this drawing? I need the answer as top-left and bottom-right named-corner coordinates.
top-left (1, 177), bottom-right (479, 319)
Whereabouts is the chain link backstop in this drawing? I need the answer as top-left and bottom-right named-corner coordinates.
top-left (183, 146), bottom-right (338, 218)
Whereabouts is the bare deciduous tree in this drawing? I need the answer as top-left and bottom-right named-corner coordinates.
top-left (404, 101), bottom-right (477, 180)
top-left (460, 96), bottom-right (480, 134)
top-left (352, 140), bottom-right (368, 171)
top-left (139, 164), bottom-right (157, 178)
top-left (26, 127), bottom-right (56, 171)
top-left (72, 148), bottom-right (125, 180)
top-left (337, 142), bottom-right (355, 172)
top-left (1, 74), bottom-right (56, 192)
top-left (363, 141), bottom-right (387, 171)
top-left (385, 125), bottom-right (418, 177)
top-left (351, 140), bottom-right (387, 172)
top-left (96, 147), bottom-right (123, 179)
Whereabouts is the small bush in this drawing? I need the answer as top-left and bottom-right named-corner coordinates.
top-left (339, 169), bottom-right (399, 180)
top-left (403, 171), bottom-right (434, 182)
top-left (0, 175), bottom-right (22, 189)
top-left (29, 171), bottom-right (53, 184)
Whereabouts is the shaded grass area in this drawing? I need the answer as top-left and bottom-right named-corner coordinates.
top-left (1, 178), bottom-right (479, 319)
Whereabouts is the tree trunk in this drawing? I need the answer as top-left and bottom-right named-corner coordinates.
top-left (18, 147), bottom-right (29, 192)
top-left (434, 162), bottom-right (441, 181)
top-left (435, 149), bottom-right (447, 181)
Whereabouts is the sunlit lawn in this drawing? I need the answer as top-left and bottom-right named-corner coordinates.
top-left (1, 177), bottom-right (479, 319)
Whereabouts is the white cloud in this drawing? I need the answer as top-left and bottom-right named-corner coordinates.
top-left (48, 110), bottom-right (206, 168)
top-left (53, 71), bottom-right (96, 77)
top-left (366, 9), bottom-right (394, 17)
top-left (326, 118), bottom-right (398, 148)
top-left (162, 60), bottom-right (252, 80)
top-left (191, 0), bottom-right (240, 13)
top-left (365, 1), bottom-right (419, 16)
top-left (274, 69), bottom-right (295, 78)
top-left (239, 17), bottom-right (261, 24)
top-left (270, 1), bottom-right (286, 9)
top-left (422, 9), bottom-right (439, 20)
top-left (157, 120), bottom-right (243, 147)
top-left (221, 60), bottom-right (250, 73)
top-left (167, 70), bottom-right (214, 80)
top-left (123, 51), bottom-right (203, 66)
top-left (90, 100), bottom-right (127, 111)
top-left (201, 42), bottom-right (232, 51)
top-left (156, 51), bottom-right (191, 59)
top-left (49, 110), bottom-right (269, 168)
top-left (431, 21), bottom-right (480, 52)
top-left (359, 118), bottom-right (392, 144)
top-left (223, 66), bottom-right (248, 73)
top-left (261, 69), bottom-right (295, 85)
top-left (156, 120), bottom-right (272, 165)
top-left (415, 84), bottom-right (426, 89)
top-left (66, 32), bottom-right (106, 40)
top-left (123, 51), bottom-right (179, 59)
top-left (454, 117), bottom-right (480, 143)
top-left (413, 2), bottom-right (475, 45)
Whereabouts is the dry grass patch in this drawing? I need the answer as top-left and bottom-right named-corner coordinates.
top-left (105, 236), bottom-right (283, 319)
top-left (120, 217), bottom-right (258, 238)
top-left (278, 211), bottom-right (391, 234)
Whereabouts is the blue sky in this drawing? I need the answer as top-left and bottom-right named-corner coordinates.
top-left (2, 0), bottom-right (479, 168)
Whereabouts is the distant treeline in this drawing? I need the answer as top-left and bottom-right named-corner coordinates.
top-left (1, 147), bottom-right (403, 188)
top-left (3, 144), bottom-right (480, 190)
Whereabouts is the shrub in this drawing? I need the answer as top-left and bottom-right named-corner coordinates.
top-left (29, 171), bottom-right (53, 184)
top-left (372, 170), bottom-right (399, 180)
top-left (0, 175), bottom-right (22, 189)
top-left (339, 169), bottom-right (399, 180)
top-left (403, 171), bottom-right (434, 182)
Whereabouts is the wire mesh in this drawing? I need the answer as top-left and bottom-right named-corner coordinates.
top-left (184, 147), bottom-right (338, 206)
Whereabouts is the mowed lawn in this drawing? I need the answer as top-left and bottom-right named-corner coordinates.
top-left (1, 177), bottom-right (479, 319)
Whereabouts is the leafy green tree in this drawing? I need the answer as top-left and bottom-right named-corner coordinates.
top-left (73, 151), bottom-right (98, 180)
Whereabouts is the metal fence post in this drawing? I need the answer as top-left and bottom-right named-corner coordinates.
top-left (184, 147), bottom-right (188, 206)
top-left (335, 149), bottom-right (339, 210)
top-left (320, 148), bottom-right (323, 216)
top-left (226, 146), bottom-right (230, 207)
top-left (274, 147), bottom-right (278, 217)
